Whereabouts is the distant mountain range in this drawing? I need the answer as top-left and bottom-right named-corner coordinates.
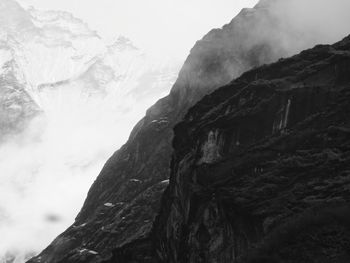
top-left (0, 0), bottom-right (179, 139)
top-left (0, 0), bottom-right (180, 262)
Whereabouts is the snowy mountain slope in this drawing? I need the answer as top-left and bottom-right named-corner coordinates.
top-left (0, 39), bottom-right (39, 139)
top-left (0, 0), bottom-right (178, 128)
top-left (0, 0), bottom-right (105, 86)
top-left (0, 0), bottom-right (105, 138)
top-left (35, 36), bottom-right (177, 112)
top-left (0, 0), bottom-right (180, 262)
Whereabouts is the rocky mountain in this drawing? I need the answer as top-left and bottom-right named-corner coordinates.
top-left (28, 0), bottom-right (350, 262)
top-left (143, 34), bottom-right (350, 263)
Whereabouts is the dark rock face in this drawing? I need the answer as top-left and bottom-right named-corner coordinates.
top-left (28, 1), bottom-right (350, 262)
top-left (146, 36), bottom-right (350, 263)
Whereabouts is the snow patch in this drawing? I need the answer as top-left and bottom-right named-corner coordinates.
top-left (130, 179), bottom-right (142, 183)
top-left (78, 248), bottom-right (98, 255)
top-left (160, 179), bottom-right (169, 184)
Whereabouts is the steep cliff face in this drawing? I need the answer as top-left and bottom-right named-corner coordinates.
top-left (149, 35), bottom-right (350, 263)
top-left (28, 0), bottom-right (350, 262)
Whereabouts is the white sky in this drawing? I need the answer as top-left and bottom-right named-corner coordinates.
top-left (17, 0), bottom-right (259, 59)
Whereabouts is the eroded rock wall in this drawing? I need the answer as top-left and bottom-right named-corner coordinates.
top-left (151, 36), bottom-right (350, 263)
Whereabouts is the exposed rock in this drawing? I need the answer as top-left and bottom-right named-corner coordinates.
top-left (145, 35), bottom-right (350, 263)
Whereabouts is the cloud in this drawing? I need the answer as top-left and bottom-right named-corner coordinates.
top-left (0, 44), bottom-right (179, 261)
top-left (0, 97), bottom-right (131, 259)
top-left (269, 0), bottom-right (350, 45)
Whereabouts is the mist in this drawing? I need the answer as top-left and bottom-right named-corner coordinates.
top-left (233, 0), bottom-right (350, 63)
top-left (0, 1), bottom-right (179, 258)
top-left (0, 61), bottom-right (179, 261)
top-left (1, 0), bottom-right (350, 262)
top-left (204, 0), bottom-right (350, 98)
top-left (269, 0), bottom-right (350, 46)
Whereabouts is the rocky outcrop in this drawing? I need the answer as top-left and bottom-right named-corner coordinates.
top-left (145, 35), bottom-right (350, 263)
top-left (28, 0), bottom-right (350, 262)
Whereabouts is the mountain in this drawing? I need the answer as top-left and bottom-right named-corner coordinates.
top-left (0, 40), bottom-right (39, 140)
top-left (0, 1), bottom-right (179, 262)
top-left (0, 0), bottom-right (177, 139)
top-left (0, 0), bottom-right (105, 86)
top-left (28, 0), bottom-right (350, 262)
top-left (0, 0), bottom-right (103, 139)
top-left (145, 34), bottom-right (350, 263)
top-left (35, 35), bottom-right (177, 121)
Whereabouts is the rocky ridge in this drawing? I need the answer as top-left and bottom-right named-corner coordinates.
top-left (146, 35), bottom-right (350, 263)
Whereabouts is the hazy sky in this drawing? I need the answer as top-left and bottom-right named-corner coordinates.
top-left (17, 0), bottom-right (259, 58)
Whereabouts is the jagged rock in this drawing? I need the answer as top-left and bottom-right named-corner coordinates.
top-left (146, 35), bottom-right (350, 263)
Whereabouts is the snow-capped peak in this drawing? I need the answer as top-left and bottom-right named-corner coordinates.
top-left (0, 0), bottom-right (106, 88)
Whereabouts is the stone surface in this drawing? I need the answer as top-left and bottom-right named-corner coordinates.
top-left (145, 35), bottom-right (350, 263)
